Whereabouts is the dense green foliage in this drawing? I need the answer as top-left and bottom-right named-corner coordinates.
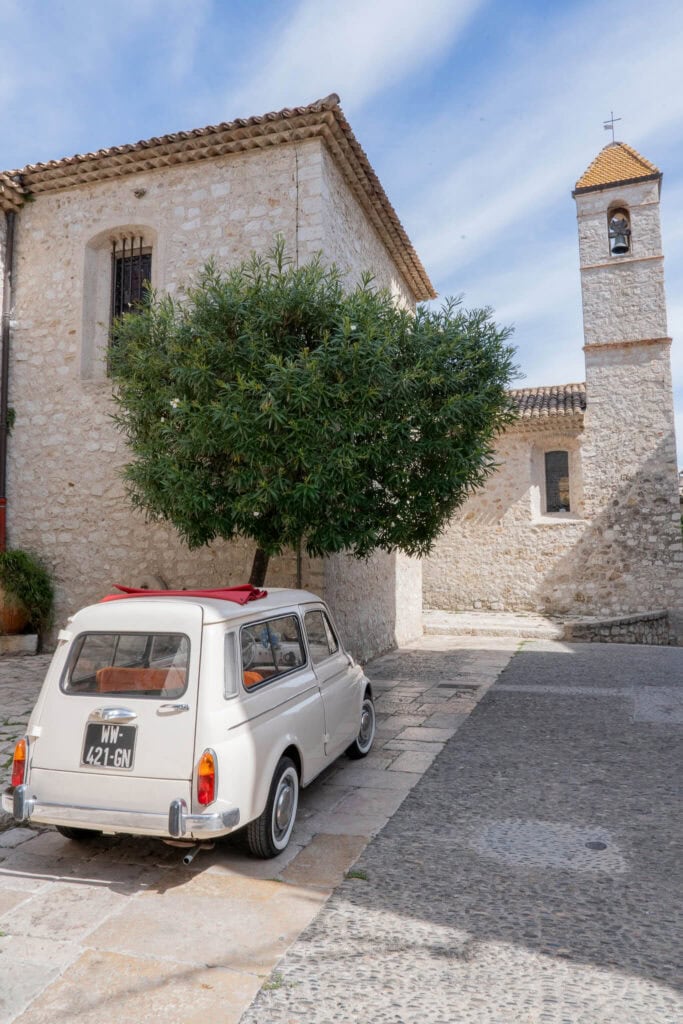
top-left (110, 243), bottom-right (516, 576)
top-left (0, 549), bottom-right (54, 636)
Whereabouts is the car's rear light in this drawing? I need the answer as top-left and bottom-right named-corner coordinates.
top-left (11, 738), bottom-right (28, 788)
top-left (197, 749), bottom-right (216, 806)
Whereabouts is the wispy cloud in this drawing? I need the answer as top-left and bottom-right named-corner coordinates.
top-left (226, 0), bottom-right (484, 115)
top-left (409, 0), bottom-right (683, 279)
top-left (0, 0), bottom-right (211, 165)
top-left (378, 0), bottom-right (683, 409)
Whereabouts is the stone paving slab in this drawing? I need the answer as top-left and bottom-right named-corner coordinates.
top-left (280, 833), bottom-right (367, 889)
top-left (0, 636), bottom-right (517, 1022)
top-left (12, 949), bottom-right (262, 1024)
top-left (382, 738), bottom-right (445, 752)
top-left (88, 878), bottom-right (327, 974)
top-left (386, 749), bottom-right (439, 773)
top-left (396, 725), bottom-right (456, 741)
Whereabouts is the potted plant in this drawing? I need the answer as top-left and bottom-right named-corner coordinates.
top-left (0, 549), bottom-right (54, 651)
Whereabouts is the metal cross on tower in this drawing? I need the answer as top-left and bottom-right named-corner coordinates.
top-left (603, 111), bottom-right (622, 143)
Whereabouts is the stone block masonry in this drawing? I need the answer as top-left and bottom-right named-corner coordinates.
top-left (424, 422), bottom-right (589, 616)
top-left (3, 134), bottom-right (418, 661)
top-left (564, 610), bottom-right (671, 645)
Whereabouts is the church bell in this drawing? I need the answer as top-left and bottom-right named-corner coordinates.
top-left (609, 213), bottom-right (630, 255)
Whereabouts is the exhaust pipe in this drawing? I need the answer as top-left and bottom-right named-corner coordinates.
top-left (182, 841), bottom-right (214, 865)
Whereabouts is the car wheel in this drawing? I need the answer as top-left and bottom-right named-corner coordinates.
top-left (347, 692), bottom-right (376, 759)
top-left (246, 756), bottom-right (299, 859)
top-left (55, 825), bottom-right (102, 842)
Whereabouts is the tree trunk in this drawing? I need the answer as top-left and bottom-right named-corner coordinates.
top-left (249, 547), bottom-right (270, 587)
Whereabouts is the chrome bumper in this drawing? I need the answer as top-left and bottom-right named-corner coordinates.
top-left (3, 785), bottom-right (239, 839)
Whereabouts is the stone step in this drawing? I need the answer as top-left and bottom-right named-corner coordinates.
top-left (0, 635), bottom-right (38, 656)
top-left (423, 609), bottom-right (565, 640)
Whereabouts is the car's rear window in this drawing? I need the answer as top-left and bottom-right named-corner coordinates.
top-left (62, 633), bottom-right (190, 698)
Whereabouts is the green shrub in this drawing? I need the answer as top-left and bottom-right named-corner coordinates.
top-left (110, 240), bottom-right (517, 586)
top-left (0, 549), bottom-right (54, 642)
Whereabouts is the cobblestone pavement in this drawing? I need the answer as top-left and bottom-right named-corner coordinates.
top-left (0, 637), bottom-right (515, 1022)
top-left (243, 641), bottom-right (683, 1024)
top-left (0, 657), bottom-right (49, 831)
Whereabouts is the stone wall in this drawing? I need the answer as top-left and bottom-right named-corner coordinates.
top-left (319, 146), bottom-right (415, 306)
top-left (423, 365), bottom-right (683, 623)
top-left (565, 611), bottom-right (671, 645)
top-left (423, 422), bottom-right (588, 614)
top-left (3, 138), bottom-right (417, 659)
top-left (576, 342), bottom-right (683, 618)
top-left (324, 550), bottom-right (422, 663)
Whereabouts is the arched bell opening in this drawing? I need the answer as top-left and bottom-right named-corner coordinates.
top-left (607, 206), bottom-right (631, 256)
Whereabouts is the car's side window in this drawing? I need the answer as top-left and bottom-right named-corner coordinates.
top-left (304, 610), bottom-right (339, 665)
top-left (323, 614), bottom-right (339, 655)
top-left (240, 614), bottom-right (306, 689)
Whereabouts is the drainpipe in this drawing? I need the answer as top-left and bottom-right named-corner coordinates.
top-left (0, 209), bottom-right (16, 551)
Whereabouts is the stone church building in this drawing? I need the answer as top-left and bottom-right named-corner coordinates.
top-left (424, 142), bottom-right (683, 641)
top-left (1, 95), bottom-right (681, 656)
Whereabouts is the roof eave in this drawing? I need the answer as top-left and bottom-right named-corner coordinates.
top-left (508, 382), bottom-right (587, 420)
top-left (572, 170), bottom-right (662, 197)
top-left (0, 174), bottom-right (26, 212)
top-left (1, 94), bottom-right (435, 301)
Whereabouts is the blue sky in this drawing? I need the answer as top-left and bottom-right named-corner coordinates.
top-left (2, 0), bottom-right (683, 453)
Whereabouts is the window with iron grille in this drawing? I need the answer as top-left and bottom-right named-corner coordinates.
top-left (110, 237), bottom-right (151, 323)
top-left (545, 450), bottom-right (570, 513)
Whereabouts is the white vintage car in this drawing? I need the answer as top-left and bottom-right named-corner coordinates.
top-left (3, 587), bottom-right (375, 859)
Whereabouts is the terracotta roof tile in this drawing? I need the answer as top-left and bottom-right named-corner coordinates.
top-left (0, 172), bottom-right (24, 212)
top-left (6, 96), bottom-right (343, 179)
top-left (510, 382), bottom-right (586, 420)
top-left (574, 142), bottom-right (660, 193)
top-left (0, 94), bottom-right (435, 301)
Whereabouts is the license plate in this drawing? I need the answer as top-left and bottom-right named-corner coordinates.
top-left (81, 722), bottom-right (137, 771)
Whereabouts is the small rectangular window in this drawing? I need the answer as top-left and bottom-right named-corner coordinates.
top-left (110, 237), bottom-right (151, 323)
top-left (240, 615), bottom-right (305, 689)
top-left (63, 632), bottom-right (189, 698)
top-left (545, 451), bottom-right (570, 513)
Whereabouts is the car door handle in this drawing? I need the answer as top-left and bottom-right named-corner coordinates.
top-left (158, 703), bottom-right (190, 714)
top-left (91, 707), bottom-right (138, 723)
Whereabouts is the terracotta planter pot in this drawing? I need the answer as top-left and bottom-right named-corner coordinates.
top-left (0, 586), bottom-right (29, 634)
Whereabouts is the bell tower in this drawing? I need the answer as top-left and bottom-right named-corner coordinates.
top-left (574, 142), bottom-right (666, 348)
top-left (572, 142), bottom-right (683, 624)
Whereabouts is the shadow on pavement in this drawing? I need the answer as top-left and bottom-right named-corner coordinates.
top-left (242, 641), bottom-right (683, 1023)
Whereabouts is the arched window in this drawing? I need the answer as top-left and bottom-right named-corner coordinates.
top-left (545, 450), bottom-right (570, 512)
top-left (82, 225), bottom-right (157, 380)
top-left (608, 206), bottom-right (631, 256)
top-left (110, 235), bottom-right (152, 323)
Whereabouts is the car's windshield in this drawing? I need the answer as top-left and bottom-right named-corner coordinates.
top-left (62, 632), bottom-right (190, 698)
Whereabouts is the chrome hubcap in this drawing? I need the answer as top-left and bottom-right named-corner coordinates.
top-left (358, 700), bottom-right (375, 749)
top-left (274, 777), bottom-right (295, 837)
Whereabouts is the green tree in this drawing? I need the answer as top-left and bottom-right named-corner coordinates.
top-left (110, 242), bottom-right (516, 586)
